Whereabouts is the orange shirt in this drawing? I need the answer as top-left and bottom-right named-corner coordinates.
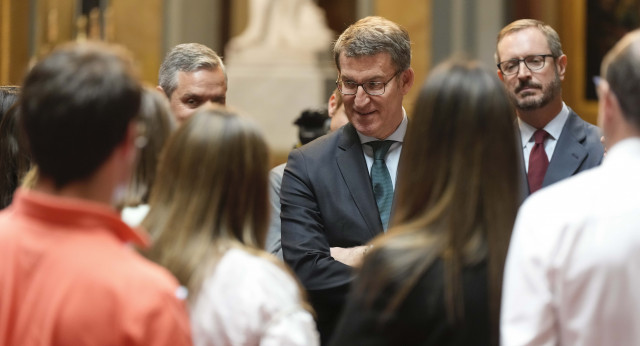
top-left (0, 189), bottom-right (192, 346)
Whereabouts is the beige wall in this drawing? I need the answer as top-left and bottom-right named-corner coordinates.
top-left (0, 0), bottom-right (163, 85)
top-left (376, 0), bottom-right (431, 117)
top-left (0, 0), bottom-right (31, 85)
top-left (110, 0), bottom-right (163, 84)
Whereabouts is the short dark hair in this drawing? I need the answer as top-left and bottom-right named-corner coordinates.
top-left (602, 29), bottom-right (640, 130)
top-left (20, 42), bottom-right (142, 188)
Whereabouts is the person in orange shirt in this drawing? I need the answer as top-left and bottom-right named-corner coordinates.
top-left (0, 42), bottom-right (192, 345)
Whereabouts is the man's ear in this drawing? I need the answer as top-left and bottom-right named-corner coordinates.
top-left (327, 94), bottom-right (337, 117)
top-left (400, 68), bottom-right (415, 95)
top-left (156, 85), bottom-right (167, 97)
top-left (556, 54), bottom-right (568, 81)
top-left (119, 121), bottom-right (139, 164)
top-left (600, 83), bottom-right (624, 137)
top-left (497, 69), bottom-right (505, 81)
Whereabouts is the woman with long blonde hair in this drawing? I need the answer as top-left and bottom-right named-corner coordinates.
top-left (143, 106), bottom-right (318, 346)
top-left (331, 59), bottom-right (521, 346)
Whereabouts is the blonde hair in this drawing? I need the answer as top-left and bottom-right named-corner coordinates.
top-left (143, 106), bottom-right (271, 297)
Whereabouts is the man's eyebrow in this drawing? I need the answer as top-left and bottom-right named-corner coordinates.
top-left (341, 74), bottom-right (386, 82)
top-left (180, 93), bottom-right (201, 100)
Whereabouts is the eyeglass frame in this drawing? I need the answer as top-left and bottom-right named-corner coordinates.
top-left (336, 70), bottom-right (403, 96)
top-left (497, 54), bottom-right (556, 76)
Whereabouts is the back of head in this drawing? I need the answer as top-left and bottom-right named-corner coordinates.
top-left (20, 42), bottom-right (142, 188)
top-left (144, 106), bottom-right (270, 293)
top-left (120, 87), bottom-right (177, 208)
top-left (396, 60), bottom-right (519, 228)
top-left (333, 16), bottom-right (411, 72)
top-left (158, 43), bottom-right (226, 98)
top-left (495, 19), bottom-right (563, 63)
top-left (601, 29), bottom-right (640, 130)
top-left (377, 59), bottom-right (519, 337)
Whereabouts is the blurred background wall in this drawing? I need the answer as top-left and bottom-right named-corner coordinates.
top-left (0, 0), bottom-right (620, 164)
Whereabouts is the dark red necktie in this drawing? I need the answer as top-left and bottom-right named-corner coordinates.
top-left (528, 129), bottom-right (549, 193)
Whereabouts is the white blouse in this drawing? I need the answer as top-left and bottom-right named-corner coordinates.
top-left (190, 248), bottom-right (319, 346)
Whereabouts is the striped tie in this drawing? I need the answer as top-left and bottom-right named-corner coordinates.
top-left (368, 140), bottom-right (395, 231)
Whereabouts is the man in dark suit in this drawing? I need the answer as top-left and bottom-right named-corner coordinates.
top-left (280, 16), bottom-right (415, 344)
top-left (496, 19), bottom-right (604, 196)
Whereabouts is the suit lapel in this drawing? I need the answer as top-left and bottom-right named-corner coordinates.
top-left (336, 124), bottom-right (382, 237)
top-left (515, 124), bottom-right (531, 201)
top-left (543, 110), bottom-right (588, 187)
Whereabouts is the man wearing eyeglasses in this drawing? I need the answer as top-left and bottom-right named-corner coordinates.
top-left (279, 16), bottom-right (414, 344)
top-left (496, 19), bottom-right (604, 197)
top-left (501, 29), bottom-right (640, 346)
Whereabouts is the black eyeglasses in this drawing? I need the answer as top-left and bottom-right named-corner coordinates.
top-left (336, 70), bottom-right (402, 96)
top-left (497, 54), bottom-right (556, 76)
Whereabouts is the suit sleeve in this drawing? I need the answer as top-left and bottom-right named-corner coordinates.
top-left (266, 166), bottom-right (284, 260)
top-left (280, 148), bottom-right (353, 291)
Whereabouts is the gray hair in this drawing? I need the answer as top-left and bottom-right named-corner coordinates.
top-left (495, 19), bottom-right (564, 63)
top-left (333, 16), bottom-right (411, 72)
top-left (158, 43), bottom-right (226, 98)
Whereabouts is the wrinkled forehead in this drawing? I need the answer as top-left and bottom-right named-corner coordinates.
top-left (338, 52), bottom-right (395, 79)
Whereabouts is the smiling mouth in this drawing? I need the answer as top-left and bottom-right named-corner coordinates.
top-left (355, 110), bottom-right (375, 116)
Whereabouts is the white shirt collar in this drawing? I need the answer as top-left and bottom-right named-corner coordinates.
top-left (519, 102), bottom-right (570, 148)
top-left (357, 108), bottom-right (408, 144)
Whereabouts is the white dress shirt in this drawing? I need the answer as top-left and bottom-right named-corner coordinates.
top-left (519, 102), bottom-right (570, 172)
top-left (190, 248), bottom-right (319, 346)
top-left (501, 138), bottom-right (640, 346)
top-left (357, 110), bottom-right (408, 189)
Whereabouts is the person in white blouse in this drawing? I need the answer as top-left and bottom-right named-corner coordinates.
top-left (143, 106), bottom-right (319, 346)
top-left (501, 29), bottom-right (640, 346)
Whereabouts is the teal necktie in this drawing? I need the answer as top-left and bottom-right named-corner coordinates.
top-left (367, 140), bottom-right (394, 231)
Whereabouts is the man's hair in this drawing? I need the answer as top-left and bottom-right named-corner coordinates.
top-left (20, 42), bottom-right (142, 188)
top-left (158, 43), bottom-right (226, 98)
top-left (601, 29), bottom-right (640, 130)
top-left (333, 16), bottom-right (411, 72)
top-left (495, 19), bottom-right (564, 63)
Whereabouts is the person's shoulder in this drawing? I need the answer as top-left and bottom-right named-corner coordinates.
top-left (219, 248), bottom-right (296, 287)
top-left (567, 109), bottom-right (602, 138)
top-left (295, 123), bottom-right (354, 156)
top-left (201, 248), bottom-right (304, 311)
top-left (521, 164), bottom-right (604, 223)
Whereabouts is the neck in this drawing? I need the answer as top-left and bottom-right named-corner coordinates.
top-left (605, 122), bottom-right (640, 150)
top-left (33, 159), bottom-right (125, 207)
top-left (517, 97), bottom-right (563, 129)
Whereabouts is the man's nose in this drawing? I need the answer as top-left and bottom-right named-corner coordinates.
top-left (517, 61), bottom-right (532, 79)
top-left (354, 85), bottom-right (370, 107)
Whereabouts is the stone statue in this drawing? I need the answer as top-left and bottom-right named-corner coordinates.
top-left (226, 0), bottom-right (334, 64)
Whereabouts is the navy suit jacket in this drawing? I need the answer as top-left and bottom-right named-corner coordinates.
top-left (280, 123), bottom-right (384, 344)
top-left (520, 109), bottom-right (604, 197)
